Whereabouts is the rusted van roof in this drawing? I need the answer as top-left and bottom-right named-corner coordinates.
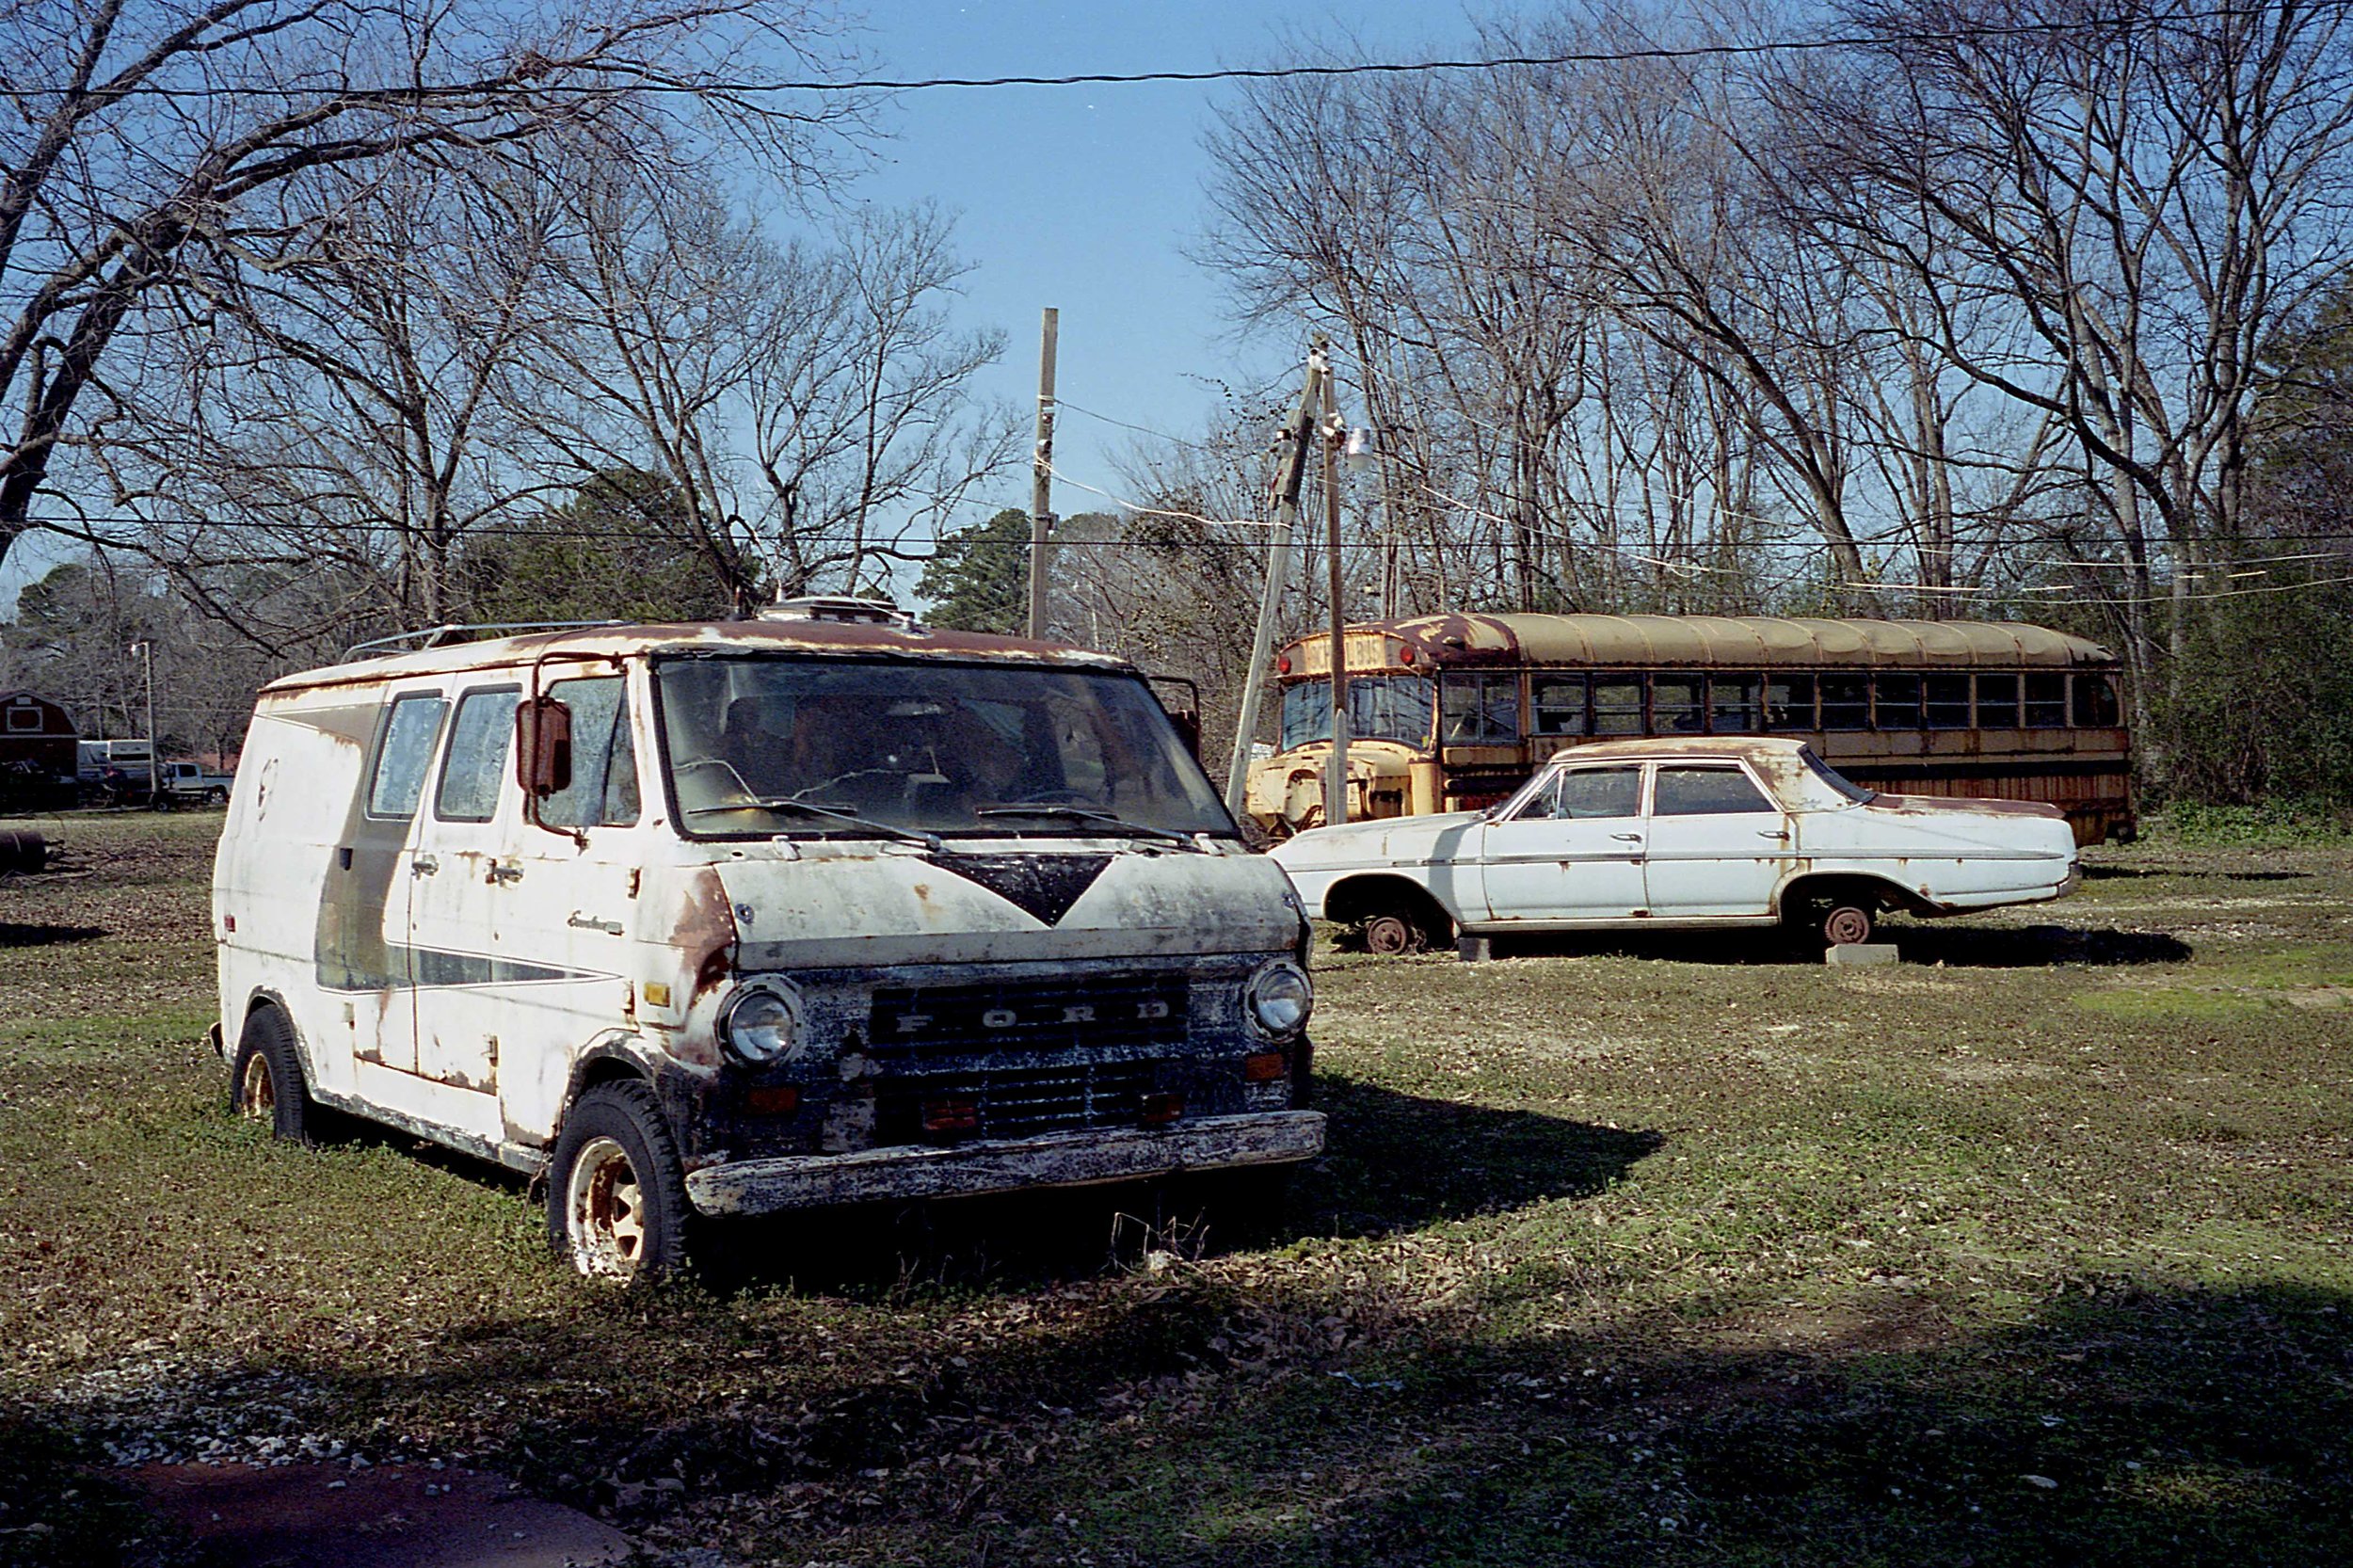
top-left (1292, 614), bottom-right (2115, 671)
top-left (262, 619), bottom-right (1130, 697)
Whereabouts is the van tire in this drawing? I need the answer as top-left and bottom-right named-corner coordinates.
top-left (231, 1008), bottom-right (313, 1144)
top-left (548, 1081), bottom-right (690, 1285)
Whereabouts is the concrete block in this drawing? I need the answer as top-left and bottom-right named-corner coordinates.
top-left (1457, 935), bottom-right (1494, 963)
top-left (1825, 942), bottom-right (1899, 968)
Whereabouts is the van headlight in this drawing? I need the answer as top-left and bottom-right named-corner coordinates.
top-left (718, 980), bottom-right (805, 1064)
top-left (1244, 959), bottom-right (1313, 1039)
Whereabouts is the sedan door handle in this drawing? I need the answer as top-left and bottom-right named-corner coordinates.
top-left (1757, 829), bottom-right (1792, 841)
top-left (1610, 832), bottom-right (1644, 842)
top-left (410, 856), bottom-right (439, 877)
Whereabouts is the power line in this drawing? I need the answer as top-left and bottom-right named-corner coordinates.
top-left (11, 8), bottom-right (2275, 102)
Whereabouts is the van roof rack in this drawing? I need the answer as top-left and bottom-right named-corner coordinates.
top-left (344, 621), bottom-right (624, 659)
top-left (755, 596), bottom-right (924, 631)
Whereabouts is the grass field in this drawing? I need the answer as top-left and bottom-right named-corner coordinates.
top-left (3, 810), bottom-right (2349, 1565)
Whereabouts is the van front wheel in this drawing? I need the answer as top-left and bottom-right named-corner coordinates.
top-left (548, 1082), bottom-right (690, 1285)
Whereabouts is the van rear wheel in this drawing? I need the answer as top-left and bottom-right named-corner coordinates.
top-left (549, 1081), bottom-right (690, 1285)
top-left (230, 1008), bottom-right (313, 1144)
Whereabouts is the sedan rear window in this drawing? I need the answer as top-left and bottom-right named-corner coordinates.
top-left (1652, 766), bottom-right (1773, 816)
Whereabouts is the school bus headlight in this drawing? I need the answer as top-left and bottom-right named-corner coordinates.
top-left (719, 981), bottom-right (806, 1064)
top-left (1244, 960), bottom-right (1313, 1038)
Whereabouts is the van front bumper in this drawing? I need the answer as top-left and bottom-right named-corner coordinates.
top-left (682, 1110), bottom-right (1326, 1216)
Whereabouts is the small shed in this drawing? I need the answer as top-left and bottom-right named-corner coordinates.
top-left (0, 690), bottom-right (79, 809)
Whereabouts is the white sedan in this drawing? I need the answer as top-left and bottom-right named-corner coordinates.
top-left (1268, 736), bottom-right (2080, 953)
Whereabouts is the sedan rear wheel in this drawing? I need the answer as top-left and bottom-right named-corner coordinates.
top-left (1819, 902), bottom-right (1875, 947)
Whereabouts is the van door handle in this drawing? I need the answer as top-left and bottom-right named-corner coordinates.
top-left (486, 862), bottom-right (524, 886)
top-left (411, 856), bottom-right (439, 877)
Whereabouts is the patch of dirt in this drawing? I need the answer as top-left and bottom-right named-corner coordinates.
top-left (1931, 1060), bottom-right (2060, 1083)
top-left (121, 1460), bottom-right (636, 1568)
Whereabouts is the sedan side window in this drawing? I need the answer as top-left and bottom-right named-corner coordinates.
top-left (1652, 765), bottom-right (1774, 816)
top-left (1545, 765), bottom-right (1643, 820)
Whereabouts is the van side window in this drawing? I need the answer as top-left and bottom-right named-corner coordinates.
top-left (542, 676), bottom-right (641, 829)
top-left (436, 688), bottom-right (521, 823)
top-left (368, 695), bottom-right (449, 819)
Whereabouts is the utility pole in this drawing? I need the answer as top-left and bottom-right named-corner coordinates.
top-left (130, 639), bottom-right (156, 806)
top-left (1027, 307), bottom-right (1059, 640)
top-left (1224, 336), bottom-right (1327, 821)
top-left (1321, 380), bottom-right (1350, 827)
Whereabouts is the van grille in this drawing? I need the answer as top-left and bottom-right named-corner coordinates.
top-left (868, 974), bottom-right (1190, 1063)
top-left (875, 1059), bottom-right (1159, 1144)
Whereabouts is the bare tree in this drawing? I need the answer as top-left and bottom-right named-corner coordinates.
top-left (0, 0), bottom-right (869, 578)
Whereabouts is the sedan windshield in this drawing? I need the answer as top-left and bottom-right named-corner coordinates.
top-left (653, 656), bottom-right (1236, 840)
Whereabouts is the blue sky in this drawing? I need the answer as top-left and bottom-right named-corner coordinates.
top-left (0, 1), bottom-right (1479, 615)
top-left (846, 0), bottom-right (1468, 525)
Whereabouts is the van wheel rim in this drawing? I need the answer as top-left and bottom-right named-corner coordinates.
top-left (567, 1137), bottom-right (647, 1278)
top-left (1825, 907), bottom-right (1872, 946)
top-left (238, 1054), bottom-right (275, 1118)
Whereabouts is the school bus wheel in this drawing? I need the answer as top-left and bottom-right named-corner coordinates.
top-left (229, 1007), bottom-right (313, 1144)
top-left (548, 1081), bottom-right (690, 1285)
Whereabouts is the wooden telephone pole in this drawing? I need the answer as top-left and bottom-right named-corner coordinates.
top-left (1321, 377), bottom-right (1350, 827)
top-left (1224, 336), bottom-right (1327, 820)
top-left (1027, 308), bottom-right (1059, 640)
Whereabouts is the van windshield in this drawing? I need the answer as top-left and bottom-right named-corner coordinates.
top-left (653, 656), bottom-right (1237, 840)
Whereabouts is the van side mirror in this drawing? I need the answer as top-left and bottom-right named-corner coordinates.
top-left (517, 696), bottom-right (573, 797)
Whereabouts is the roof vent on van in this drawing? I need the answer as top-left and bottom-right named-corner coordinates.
top-left (757, 596), bottom-right (926, 632)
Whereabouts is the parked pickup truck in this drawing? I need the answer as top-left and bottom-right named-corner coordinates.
top-left (158, 760), bottom-right (235, 805)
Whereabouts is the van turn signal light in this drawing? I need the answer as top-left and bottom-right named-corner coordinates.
top-left (922, 1097), bottom-right (980, 1134)
top-left (1242, 1051), bottom-right (1288, 1083)
top-left (745, 1085), bottom-right (800, 1116)
top-left (1141, 1093), bottom-right (1185, 1126)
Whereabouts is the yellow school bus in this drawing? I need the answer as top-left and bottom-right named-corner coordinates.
top-left (1245, 614), bottom-right (2133, 848)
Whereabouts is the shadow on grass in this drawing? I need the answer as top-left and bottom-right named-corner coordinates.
top-left (0, 920), bottom-right (107, 947)
top-left (19, 1277), bottom-right (2353, 1566)
top-left (1475, 921), bottom-right (2191, 969)
top-left (2084, 864), bottom-right (2311, 883)
top-left (703, 1080), bottom-right (1659, 1296)
top-left (1896, 924), bottom-right (2193, 968)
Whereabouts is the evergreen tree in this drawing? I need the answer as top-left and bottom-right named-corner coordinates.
top-left (916, 508), bottom-right (1031, 632)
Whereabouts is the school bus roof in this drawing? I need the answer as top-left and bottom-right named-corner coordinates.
top-left (1284, 614), bottom-right (2117, 674)
top-left (260, 618), bottom-right (1134, 697)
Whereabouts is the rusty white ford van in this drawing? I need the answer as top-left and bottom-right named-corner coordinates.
top-left (212, 601), bottom-right (1321, 1281)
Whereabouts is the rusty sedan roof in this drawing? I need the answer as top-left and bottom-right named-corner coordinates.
top-left (1292, 614), bottom-right (2116, 670)
top-left (263, 618), bottom-right (1134, 696)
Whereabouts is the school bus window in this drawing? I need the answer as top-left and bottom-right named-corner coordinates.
top-left (1593, 676), bottom-right (1644, 735)
top-left (1531, 674), bottom-right (1589, 736)
top-left (1653, 674), bottom-right (1704, 734)
top-left (2072, 672), bottom-right (2121, 728)
top-left (1820, 675), bottom-right (1869, 730)
top-left (1440, 672), bottom-right (1519, 744)
top-left (1764, 673), bottom-right (1815, 730)
top-left (1924, 674), bottom-right (1971, 729)
top-left (1977, 673), bottom-right (2021, 728)
top-left (367, 695), bottom-right (449, 819)
top-left (1709, 674), bottom-right (1761, 732)
top-left (1875, 673), bottom-right (1922, 729)
top-left (2025, 673), bottom-right (2068, 728)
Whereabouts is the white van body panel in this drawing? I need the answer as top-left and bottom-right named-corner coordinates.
top-left (214, 622), bottom-right (1322, 1206)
